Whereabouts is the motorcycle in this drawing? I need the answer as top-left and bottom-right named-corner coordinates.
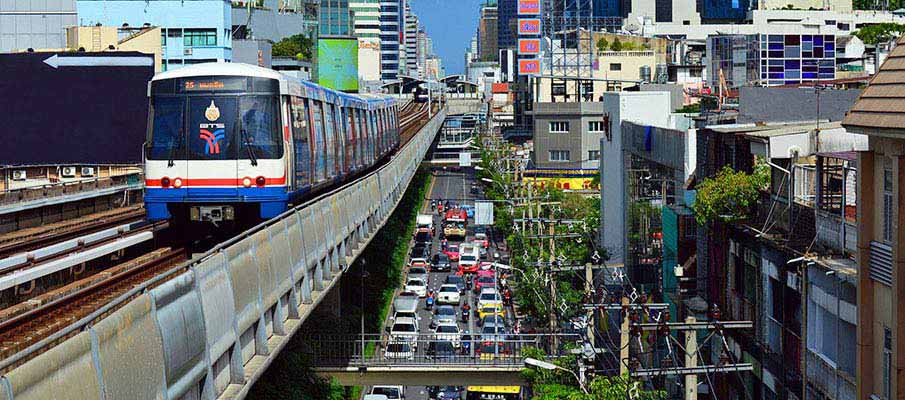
top-left (461, 304), bottom-right (471, 323)
top-left (426, 293), bottom-right (435, 311)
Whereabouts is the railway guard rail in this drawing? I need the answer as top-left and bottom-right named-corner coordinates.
top-left (0, 173), bottom-right (143, 216)
top-left (0, 107), bottom-right (448, 400)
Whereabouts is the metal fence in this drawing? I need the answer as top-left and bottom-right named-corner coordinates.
top-left (306, 333), bottom-right (583, 367)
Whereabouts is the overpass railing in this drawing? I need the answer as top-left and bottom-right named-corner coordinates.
top-left (308, 333), bottom-right (583, 368)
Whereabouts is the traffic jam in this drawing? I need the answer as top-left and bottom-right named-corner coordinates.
top-left (366, 172), bottom-right (521, 400)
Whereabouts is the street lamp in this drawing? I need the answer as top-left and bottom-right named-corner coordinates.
top-left (354, 259), bottom-right (370, 361)
top-left (524, 357), bottom-right (589, 394)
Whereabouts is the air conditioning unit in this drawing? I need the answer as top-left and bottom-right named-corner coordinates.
top-left (61, 167), bottom-right (76, 178)
top-left (184, 48), bottom-right (193, 56)
top-left (11, 170), bottom-right (27, 181)
top-left (81, 167), bottom-right (96, 177)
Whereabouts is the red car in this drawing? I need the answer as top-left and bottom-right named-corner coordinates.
top-left (445, 245), bottom-right (460, 262)
top-left (458, 261), bottom-right (479, 275)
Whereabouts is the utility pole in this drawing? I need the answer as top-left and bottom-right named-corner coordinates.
top-left (620, 296), bottom-right (630, 376)
top-left (585, 262), bottom-right (595, 349)
top-left (685, 316), bottom-right (698, 400)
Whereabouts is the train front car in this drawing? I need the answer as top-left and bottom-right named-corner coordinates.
top-left (144, 64), bottom-right (289, 225)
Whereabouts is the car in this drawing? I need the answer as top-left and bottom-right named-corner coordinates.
top-left (392, 311), bottom-right (420, 330)
top-left (427, 340), bottom-right (458, 360)
top-left (414, 228), bottom-right (432, 244)
top-left (437, 284), bottom-right (461, 305)
top-left (384, 340), bottom-right (415, 360)
top-left (477, 289), bottom-right (503, 310)
top-left (481, 325), bottom-right (508, 342)
top-left (461, 205), bottom-right (475, 219)
top-left (479, 246), bottom-right (489, 260)
top-left (476, 341), bottom-right (514, 361)
top-left (408, 265), bottom-right (429, 283)
top-left (431, 305), bottom-right (458, 328)
top-left (478, 262), bottom-right (494, 271)
top-left (417, 214), bottom-right (434, 231)
top-left (444, 275), bottom-right (466, 294)
top-left (472, 231), bottom-right (489, 248)
top-left (433, 322), bottom-right (462, 348)
top-left (473, 275), bottom-right (496, 293)
top-left (430, 386), bottom-right (464, 400)
top-left (364, 395), bottom-right (389, 400)
top-left (405, 278), bottom-right (428, 297)
top-left (411, 244), bottom-right (430, 260)
top-left (389, 317), bottom-right (419, 348)
top-left (431, 253), bottom-right (451, 272)
top-left (480, 314), bottom-right (506, 330)
top-left (444, 222), bottom-right (466, 239)
top-left (458, 244), bottom-right (480, 273)
top-left (370, 386), bottom-right (404, 400)
top-left (444, 245), bottom-right (460, 262)
top-left (393, 291), bottom-right (419, 314)
top-left (478, 304), bottom-right (506, 320)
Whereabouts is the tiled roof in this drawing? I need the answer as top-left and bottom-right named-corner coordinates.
top-left (842, 36), bottom-right (905, 134)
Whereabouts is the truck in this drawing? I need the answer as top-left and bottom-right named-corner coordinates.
top-left (416, 214), bottom-right (433, 231)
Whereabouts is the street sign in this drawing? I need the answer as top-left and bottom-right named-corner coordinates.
top-left (475, 201), bottom-right (494, 225)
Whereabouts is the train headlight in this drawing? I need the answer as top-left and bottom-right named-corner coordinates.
top-left (173, 178), bottom-right (183, 188)
top-left (255, 176), bottom-right (266, 187)
top-left (160, 177), bottom-right (171, 188)
top-left (242, 177), bottom-right (252, 188)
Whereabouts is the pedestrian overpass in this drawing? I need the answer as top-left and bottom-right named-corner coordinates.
top-left (0, 108), bottom-right (448, 400)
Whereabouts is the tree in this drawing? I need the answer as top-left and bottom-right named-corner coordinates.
top-left (610, 37), bottom-right (623, 52)
top-left (272, 34), bottom-right (315, 61)
top-left (521, 349), bottom-right (666, 400)
top-left (596, 38), bottom-right (609, 53)
top-left (693, 163), bottom-right (769, 224)
top-left (854, 23), bottom-right (905, 45)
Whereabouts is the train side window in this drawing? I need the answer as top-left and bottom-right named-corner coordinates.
top-left (290, 96), bottom-right (310, 186)
top-left (323, 103), bottom-right (336, 176)
top-left (311, 100), bottom-right (326, 181)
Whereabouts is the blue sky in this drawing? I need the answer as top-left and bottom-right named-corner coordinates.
top-left (409, 0), bottom-right (485, 75)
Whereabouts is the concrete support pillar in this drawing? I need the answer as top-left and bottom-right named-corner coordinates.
top-left (857, 150), bottom-right (876, 399)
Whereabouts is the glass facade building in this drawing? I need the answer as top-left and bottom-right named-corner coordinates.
top-left (698, 0), bottom-right (749, 22)
top-left (320, 0), bottom-right (351, 36)
top-left (707, 34), bottom-right (836, 88)
top-left (379, 0), bottom-right (404, 80)
top-left (497, 0), bottom-right (517, 51)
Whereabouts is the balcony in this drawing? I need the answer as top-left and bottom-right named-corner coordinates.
top-left (815, 209), bottom-right (857, 254)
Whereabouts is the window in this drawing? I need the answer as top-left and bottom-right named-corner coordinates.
top-left (588, 121), bottom-right (606, 132)
top-left (609, 63), bottom-right (622, 71)
top-left (549, 150), bottom-right (570, 162)
top-left (549, 121), bottom-right (569, 133)
top-left (884, 327), bottom-right (892, 399)
top-left (884, 166), bottom-right (893, 243)
top-left (588, 150), bottom-right (600, 161)
top-left (184, 29), bottom-right (217, 47)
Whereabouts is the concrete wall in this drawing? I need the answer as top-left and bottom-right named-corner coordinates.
top-left (738, 87), bottom-right (861, 124)
top-left (232, 0), bottom-right (316, 43)
top-left (0, 107), bottom-right (448, 400)
top-left (0, 0), bottom-right (77, 52)
top-left (599, 92), bottom-right (671, 268)
top-left (232, 39), bottom-right (272, 68)
top-left (532, 102), bottom-right (607, 170)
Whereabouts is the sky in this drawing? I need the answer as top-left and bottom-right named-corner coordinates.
top-left (409, 0), bottom-right (485, 75)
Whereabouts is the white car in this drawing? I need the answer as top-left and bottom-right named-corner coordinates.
top-left (384, 340), bottom-right (415, 360)
top-left (370, 386), bottom-right (404, 400)
top-left (437, 284), bottom-right (461, 305)
top-left (405, 278), bottom-right (428, 297)
top-left (390, 317), bottom-right (419, 348)
top-left (434, 322), bottom-right (462, 348)
top-left (477, 289), bottom-right (503, 310)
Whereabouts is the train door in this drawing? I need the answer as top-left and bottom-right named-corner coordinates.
top-left (289, 96), bottom-right (311, 191)
top-left (186, 96), bottom-right (239, 198)
top-left (323, 103), bottom-right (336, 180)
top-left (310, 99), bottom-right (327, 183)
top-left (346, 107), bottom-right (358, 172)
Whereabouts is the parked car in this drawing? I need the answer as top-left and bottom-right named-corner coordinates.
top-left (431, 305), bottom-right (458, 328)
top-left (405, 278), bottom-right (428, 297)
top-left (444, 244), bottom-right (460, 262)
top-left (393, 291), bottom-right (419, 314)
top-left (437, 284), bottom-right (461, 305)
top-left (431, 253), bottom-right (451, 272)
top-left (384, 340), bottom-right (415, 360)
top-left (434, 323), bottom-right (463, 348)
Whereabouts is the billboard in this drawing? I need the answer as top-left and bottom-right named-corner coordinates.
top-left (518, 19), bottom-right (541, 35)
top-left (317, 38), bottom-right (359, 92)
top-left (518, 0), bottom-right (541, 15)
top-left (518, 59), bottom-right (541, 75)
top-left (519, 39), bottom-right (541, 55)
top-left (0, 52), bottom-right (153, 165)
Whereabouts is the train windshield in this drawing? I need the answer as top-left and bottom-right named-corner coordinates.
top-left (147, 77), bottom-right (282, 160)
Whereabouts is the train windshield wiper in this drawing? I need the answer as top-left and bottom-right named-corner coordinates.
top-left (242, 130), bottom-right (258, 166)
top-left (166, 131), bottom-right (181, 167)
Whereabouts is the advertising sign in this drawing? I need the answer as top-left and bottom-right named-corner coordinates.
top-left (475, 201), bottom-right (494, 226)
top-left (518, 19), bottom-right (541, 35)
top-left (518, 39), bottom-right (541, 55)
top-left (518, 59), bottom-right (541, 75)
top-left (518, 0), bottom-right (540, 14)
top-left (317, 38), bottom-right (359, 92)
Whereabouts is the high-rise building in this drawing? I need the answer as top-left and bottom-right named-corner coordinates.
top-left (1, 1), bottom-right (77, 52)
top-left (319, 0), bottom-right (352, 36)
top-left (351, 0), bottom-right (382, 82)
top-left (698, 0), bottom-right (750, 22)
top-left (404, 5), bottom-right (419, 76)
top-left (497, 0), bottom-right (518, 51)
top-left (478, 3), bottom-right (499, 62)
top-left (379, 0), bottom-right (404, 80)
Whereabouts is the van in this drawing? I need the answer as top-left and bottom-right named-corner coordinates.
top-left (416, 214), bottom-right (433, 231)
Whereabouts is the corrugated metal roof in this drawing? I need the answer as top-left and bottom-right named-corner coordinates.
top-left (842, 36), bottom-right (905, 133)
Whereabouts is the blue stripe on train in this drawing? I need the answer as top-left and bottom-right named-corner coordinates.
top-left (146, 186), bottom-right (295, 221)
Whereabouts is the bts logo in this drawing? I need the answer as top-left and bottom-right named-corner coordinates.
top-left (200, 124), bottom-right (225, 155)
top-left (518, 19), bottom-right (541, 35)
top-left (519, 39), bottom-right (541, 55)
top-left (519, 59), bottom-right (541, 75)
top-left (518, 0), bottom-right (540, 14)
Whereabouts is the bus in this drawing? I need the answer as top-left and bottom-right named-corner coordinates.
top-left (466, 386), bottom-right (522, 400)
